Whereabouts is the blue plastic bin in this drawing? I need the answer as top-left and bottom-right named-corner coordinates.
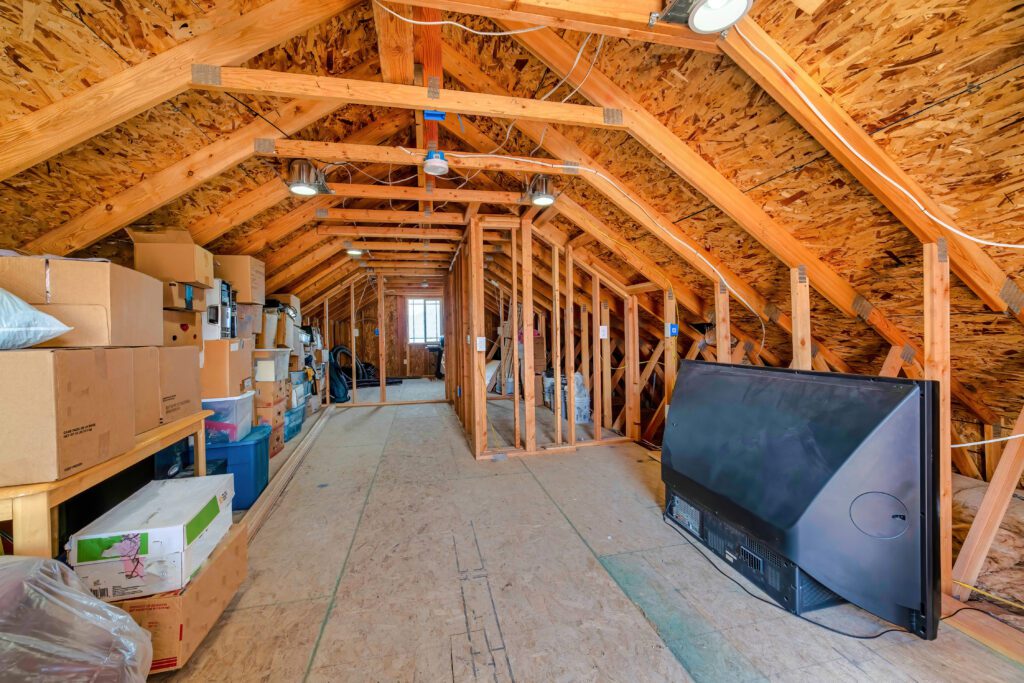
top-left (205, 424), bottom-right (271, 510)
top-left (284, 404), bottom-right (305, 442)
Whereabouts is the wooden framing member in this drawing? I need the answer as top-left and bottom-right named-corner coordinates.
top-left (624, 295), bottom-right (641, 440)
top-left (924, 240), bottom-right (952, 593)
top-left (600, 301), bottom-right (612, 431)
top-left (511, 222), bottom-right (522, 449)
top-left (469, 216), bottom-right (487, 456)
top-left (564, 246), bottom-right (577, 446)
top-left (377, 275), bottom-right (387, 402)
top-left (323, 297), bottom-right (331, 407)
top-left (317, 226), bottom-right (464, 239)
top-left (591, 275), bottom-right (603, 442)
top-left (191, 180), bottom-right (291, 246)
top-left (790, 265), bottom-right (813, 370)
top-left (551, 244), bottom-right (562, 445)
top-left (317, 209), bottom-right (467, 225)
top-left (664, 289), bottom-right (678, 409)
top-left (350, 282), bottom-right (358, 404)
top-left (195, 66), bottom-right (629, 131)
top-left (715, 279), bottom-right (731, 363)
top-left (325, 183), bottom-right (527, 204)
top-left (521, 217), bottom-right (537, 451)
top-left (580, 303), bottom-right (591, 393)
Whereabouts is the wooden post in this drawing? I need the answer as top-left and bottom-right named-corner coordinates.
top-left (469, 216), bottom-right (486, 456)
top-left (663, 289), bottom-right (678, 413)
top-left (790, 265), bottom-right (812, 370)
top-left (565, 246), bottom-right (576, 446)
top-left (377, 275), bottom-right (386, 402)
top-left (600, 300), bottom-right (612, 430)
top-left (591, 275), bottom-right (602, 442)
top-left (498, 287), bottom-right (505, 395)
top-left (511, 222), bottom-right (521, 449)
top-left (551, 244), bottom-right (562, 445)
top-left (625, 295), bottom-right (640, 440)
top-left (580, 303), bottom-right (590, 392)
top-left (521, 217), bottom-right (537, 451)
top-left (350, 282), bottom-right (357, 404)
top-left (324, 297), bottom-right (331, 406)
top-left (924, 239), bottom-right (951, 594)
top-left (952, 407), bottom-right (1024, 600)
top-left (715, 277), bottom-right (731, 363)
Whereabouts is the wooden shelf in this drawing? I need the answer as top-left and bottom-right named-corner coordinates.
top-left (0, 410), bottom-right (212, 557)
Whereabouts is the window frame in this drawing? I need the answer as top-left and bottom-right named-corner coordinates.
top-left (407, 297), bottom-right (442, 344)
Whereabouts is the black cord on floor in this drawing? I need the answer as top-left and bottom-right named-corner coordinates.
top-left (661, 515), bottom-right (915, 640)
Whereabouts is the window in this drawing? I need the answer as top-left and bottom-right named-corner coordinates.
top-left (408, 298), bottom-right (442, 343)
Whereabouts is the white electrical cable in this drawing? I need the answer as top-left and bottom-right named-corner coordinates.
top-left (373, 1), bottom-right (546, 36)
top-left (951, 433), bottom-right (1024, 449)
top-left (734, 26), bottom-right (1024, 251)
top-left (397, 146), bottom-right (768, 355)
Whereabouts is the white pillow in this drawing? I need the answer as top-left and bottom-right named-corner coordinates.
top-left (0, 288), bottom-right (72, 349)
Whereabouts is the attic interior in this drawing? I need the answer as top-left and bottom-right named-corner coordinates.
top-left (1, 0), bottom-right (1023, 680)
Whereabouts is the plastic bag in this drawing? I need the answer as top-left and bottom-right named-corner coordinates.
top-left (0, 556), bottom-right (152, 682)
top-left (0, 288), bottom-right (71, 349)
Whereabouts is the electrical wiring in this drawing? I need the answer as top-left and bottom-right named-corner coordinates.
top-left (373, 1), bottom-right (545, 37)
top-left (733, 26), bottom-right (1024, 252)
top-left (397, 145), bottom-right (769, 356)
top-left (951, 433), bottom-right (1024, 449)
top-left (953, 581), bottom-right (1024, 612)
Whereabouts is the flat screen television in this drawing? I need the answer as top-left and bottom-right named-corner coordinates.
top-left (661, 361), bottom-right (939, 639)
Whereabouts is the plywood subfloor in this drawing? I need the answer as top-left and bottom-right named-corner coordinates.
top-left (163, 401), bottom-right (1024, 682)
top-left (344, 376), bottom-right (447, 404)
top-left (485, 395), bottom-right (615, 449)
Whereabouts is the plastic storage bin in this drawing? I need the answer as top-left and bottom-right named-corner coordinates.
top-left (253, 348), bottom-right (290, 382)
top-left (205, 425), bottom-right (270, 509)
top-left (202, 390), bottom-right (255, 444)
top-left (284, 404), bottom-right (305, 442)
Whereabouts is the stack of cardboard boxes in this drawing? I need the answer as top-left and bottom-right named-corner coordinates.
top-left (0, 255), bottom-right (200, 488)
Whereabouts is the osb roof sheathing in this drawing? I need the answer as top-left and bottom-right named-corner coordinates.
top-left (0, 0), bottom-right (1021, 435)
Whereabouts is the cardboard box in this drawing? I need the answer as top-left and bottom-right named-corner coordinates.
top-left (275, 314), bottom-right (295, 349)
top-left (0, 256), bottom-right (162, 347)
top-left (70, 475), bottom-right (234, 602)
top-left (254, 379), bottom-right (289, 408)
top-left (159, 346), bottom-right (201, 424)
top-left (214, 255), bottom-right (265, 305)
top-left (129, 229), bottom-right (214, 288)
top-left (255, 400), bottom-right (286, 429)
top-left (0, 348), bottom-right (134, 487)
top-left (163, 310), bottom-right (202, 347)
top-left (235, 303), bottom-right (263, 340)
top-left (200, 338), bottom-right (253, 399)
top-left (114, 525), bottom-right (247, 674)
top-left (256, 309), bottom-right (279, 348)
top-left (269, 425), bottom-right (284, 457)
top-left (132, 347), bottom-right (161, 435)
top-left (267, 293), bottom-right (300, 319)
top-left (162, 282), bottom-right (206, 312)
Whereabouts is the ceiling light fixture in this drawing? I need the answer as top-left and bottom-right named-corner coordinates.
top-left (423, 150), bottom-right (449, 176)
top-left (288, 159), bottom-right (331, 195)
top-left (346, 249), bottom-right (363, 256)
top-left (686, 0), bottom-right (752, 34)
top-left (530, 174), bottom-right (555, 207)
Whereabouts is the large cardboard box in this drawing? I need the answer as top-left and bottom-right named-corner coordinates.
top-left (159, 346), bottom-right (201, 424)
top-left (114, 525), bottom-right (247, 674)
top-left (132, 347), bottom-right (161, 435)
top-left (163, 310), bottom-right (202, 347)
top-left (69, 475), bottom-right (234, 602)
top-left (129, 229), bottom-right (214, 288)
top-left (200, 338), bottom-right (253, 399)
top-left (214, 255), bottom-right (265, 305)
top-left (267, 293), bottom-right (300, 319)
top-left (275, 314), bottom-right (295, 349)
top-left (162, 282), bottom-right (206, 312)
top-left (0, 256), bottom-right (162, 347)
top-left (254, 379), bottom-right (289, 408)
top-left (0, 348), bottom-right (134, 487)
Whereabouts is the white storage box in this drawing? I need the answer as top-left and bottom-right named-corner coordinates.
top-left (253, 348), bottom-right (290, 382)
top-left (202, 390), bottom-right (255, 444)
top-left (69, 475), bottom-right (234, 602)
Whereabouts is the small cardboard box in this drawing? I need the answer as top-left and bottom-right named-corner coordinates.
top-left (69, 475), bottom-right (234, 602)
top-left (235, 303), bottom-right (263, 340)
top-left (267, 293), bottom-right (300, 319)
top-left (114, 524), bottom-right (247, 674)
top-left (162, 282), bottom-right (206, 312)
top-left (0, 256), bottom-right (162, 347)
top-left (269, 425), bottom-right (284, 457)
top-left (159, 346), bottom-right (201, 424)
top-left (254, 379), bottom-right (289, 408)
top-left (214, 255), bottom-right (265, 305)
top-left (275, 314), bottom-right (295, 349)
top-left (129, 229), bottom-right (214, 288)
top-left (0, 348), bottom-right (134, 487)
top-left (255, 399), bottom-right (286, 429)
top-left (256, 309), bottom-right (279, 348)
top-left (132, 347), bottom-right (161, 435)
top-left (163, 310), bottom-right (202, 347)
top-left (200, 338), bottom-right (253, 399)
